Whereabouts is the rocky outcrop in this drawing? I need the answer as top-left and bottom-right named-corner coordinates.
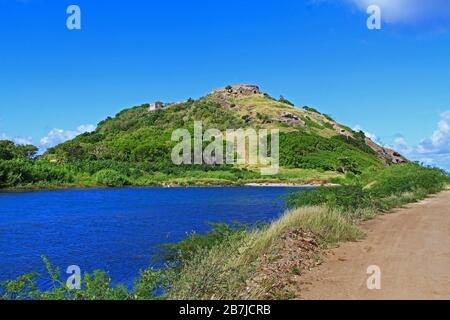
top-left (211, 84), bottom-right (264, 98)
top-left (322, 116), bottom-right (407, 165)
top-left (208, 84), bottom-right (408, 166)
top-left (365, 137), bottom-right (408, 165)
top-left (279, 112), bottom-right (305, 127)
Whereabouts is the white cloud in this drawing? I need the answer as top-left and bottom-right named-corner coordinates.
top-left (390, 111), bottom-right (450, 171)
top-left (417, 110), bottom-right (450, 154)
top-left (353, 124), bottom-right (384, 145)
top-left (354, 112), bottom-right (450, 172)
top-left (0, 132), bottom-right (33, 145)
top-left (1, 124), bottom-right (96, 150)
top-left (419, 110), bottom-right (450, 154)
top-left (391, 134), bottom-right (413, 154)
top-left (39, 124), bottom-right (96, 148)
top-left (343, 0), bottom-right (450, 24)
top-left (12, 136), bottom-right (34, 145)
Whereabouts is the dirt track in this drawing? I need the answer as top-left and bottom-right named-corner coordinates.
top-left (298, 189), bottom-right (450, 300)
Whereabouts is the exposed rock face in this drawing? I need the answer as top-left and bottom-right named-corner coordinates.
top-left (208, 84), bottom-right (408, 166)
top-left (279, 112), bottom-right (305, 127)
top-left (211, 84), bottom-right (264, 98)
top-left (321, 117), bottom-right (407, 164)
top-left (365, 137), bottom-right (408, 165)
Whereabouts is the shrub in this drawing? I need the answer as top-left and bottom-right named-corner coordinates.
top-left (286, 164), bottom-right (449, 213)
top-left (286, 185), bottom-right (372, 212)
top-left (0, 140), bottom-right (38, 160)
top-left (95, 169), bottom-right (129, 187)
top-left (0, 160), bottom-right (74, 188)
top-left (278, 96), bottom-right (295, 106)
top-left (159, 223), bottom-right (249, 264)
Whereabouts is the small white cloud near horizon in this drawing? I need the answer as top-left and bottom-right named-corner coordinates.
top-left (354, 111), bottom-right (450, 172)
top-left (416, 110), bottom-right (450, 155)
top-left (0, 132), bottom-right (34, 146)
top-left (388, 111), bottom-right (450, 171)
top-left (342, 0), bottom-right (450, 24)
top-left (39, 124), bottom-right (96, 149)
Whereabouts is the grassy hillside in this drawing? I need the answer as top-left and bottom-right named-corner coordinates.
top-left (1, 85), bottom-right (406, 189)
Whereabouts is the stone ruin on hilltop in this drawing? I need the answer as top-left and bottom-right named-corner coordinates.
top-left (212, 84), bottom-right (265, 98)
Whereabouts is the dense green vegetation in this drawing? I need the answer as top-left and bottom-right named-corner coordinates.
top-left (279, 132), bottom-right (380, 173)
top-left (44, 99), bottom-right (246, 163)
top-left (2, 164), bottom-right (448, 300)
top-left (0, 159), bottom-right (75, 189)
top-left (0, 140), bottom-right (37, 161)
top-left (286, 164), bottom-right (449, 212)
top-left (0, 156), bottom-right (263, 189)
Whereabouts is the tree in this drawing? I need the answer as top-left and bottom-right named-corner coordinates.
top-left (337, 157), bottom-right (361, 174)
top-left (17, 145), bottom-right (38, 159)
top-left (278, 96), bottom-right (294, 106)
top-left (0, 140), bottom-right (16, 160)
top-left (0, 140), bottom-right (38, 160)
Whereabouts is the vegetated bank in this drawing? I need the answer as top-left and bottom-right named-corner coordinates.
top-left (1, 163), bottom-right (448, 300)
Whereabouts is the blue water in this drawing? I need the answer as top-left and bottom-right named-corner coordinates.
top-left (0, 187), bottom-right (306, 287)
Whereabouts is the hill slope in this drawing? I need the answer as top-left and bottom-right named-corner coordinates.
top-left (37, 84), bottom-right (407, 187)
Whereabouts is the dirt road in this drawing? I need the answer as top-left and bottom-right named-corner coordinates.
top-left (298, 189), bottom-right (450, 300)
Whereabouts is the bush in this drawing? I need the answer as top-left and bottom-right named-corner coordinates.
top-left (0, 257), bottom-right (132, 300)
top-left (286, 185), bottom-right (372, 212)
top-left (278, 96), bottom-right (295, 106)
top-left (95, 169), bottom-right (129, 187)
top-left (279, 132), bottom-right (382, 172)
top-left (0, 159), bottom-right (74, 188)
top-left (0, 140), bottom-right (38, 160)
top-left (361, 164), bottom-right (449, 197)
top-left (286, 164), bottom-right (449, 213)
top-left (159, 223), bottom-right (249, 264)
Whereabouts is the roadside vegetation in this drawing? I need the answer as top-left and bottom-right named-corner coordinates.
top-left (1, 163), bottom-right (448, 300)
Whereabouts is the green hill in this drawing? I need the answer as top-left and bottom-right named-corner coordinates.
top-left (1, 85), bottom-right (408, 189)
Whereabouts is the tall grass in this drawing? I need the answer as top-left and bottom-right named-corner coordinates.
top-left (166, 206), bottom-right (364, 300)
top-left (287, 164), bottom-right (449, 213)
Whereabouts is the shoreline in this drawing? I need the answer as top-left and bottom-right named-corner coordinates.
top-left (243, 182), bottom-right (339, 188)
top-left (0, 181), bottom-right (329, 193)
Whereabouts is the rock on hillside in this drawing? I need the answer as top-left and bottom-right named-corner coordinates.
top-left (206, 84), bottom-right (407, 165)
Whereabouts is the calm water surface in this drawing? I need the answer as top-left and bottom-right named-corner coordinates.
top-left (0, 187), bottom-right (309, 287)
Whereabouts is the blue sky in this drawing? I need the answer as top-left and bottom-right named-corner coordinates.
top-left (0, 0), bottom-right (449, 170)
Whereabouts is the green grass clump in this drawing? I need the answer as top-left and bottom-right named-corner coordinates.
top-left (166, 206), bottom-right (363, 300)
top-left (286, 163), bottom-right (449, 214)
top-left (95, 169), bottom-right (129, 187)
